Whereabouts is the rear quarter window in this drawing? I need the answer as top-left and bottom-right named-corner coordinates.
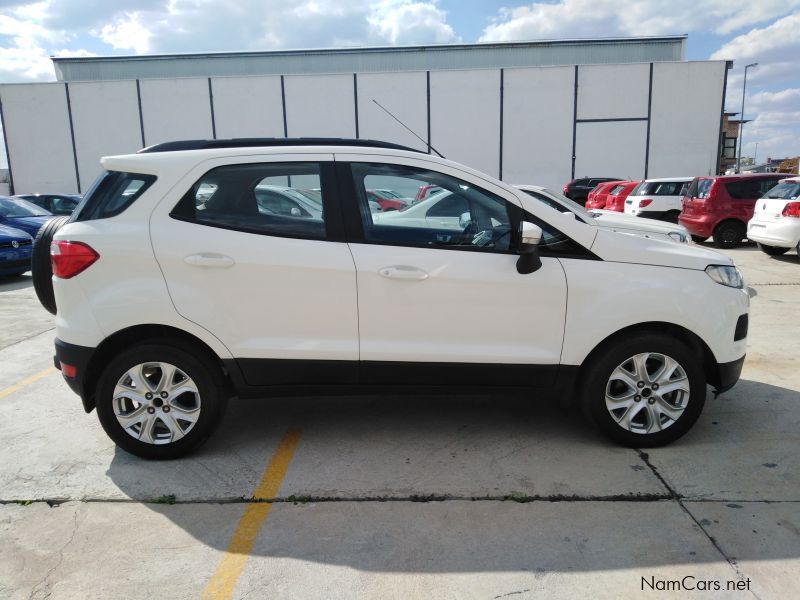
top-left (72, 171), bottom-right (156, 222)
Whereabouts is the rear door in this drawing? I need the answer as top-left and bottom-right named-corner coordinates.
top-left (337, 155), bottom-right (569, 387)
top-left (150, 155), bottom-right (359, 386)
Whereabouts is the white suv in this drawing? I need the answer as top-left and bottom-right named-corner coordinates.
top-left (624, 177), bottom-right (693, 222)
top-left (39, 139), bottom-right (749, 459)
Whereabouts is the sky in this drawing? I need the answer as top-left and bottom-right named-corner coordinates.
top-left (0, 0), bottom-right (798, 169)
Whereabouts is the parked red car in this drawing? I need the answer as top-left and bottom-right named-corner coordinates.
top-left (414, 184), bottom-right (443, 203)
top-left (679, 173), bottom-right (792, 248)
top-left (585, 180), bottom-right (625, 209)
top-left (603, 181), bottom-right (639, 212)
top-left (366, 189), bottom-right (408, 211)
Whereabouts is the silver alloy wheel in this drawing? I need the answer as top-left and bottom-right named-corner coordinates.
top-left (113, 362), bottom-right (201, 445)
top-left (605, 352), bottom-right (690, 434)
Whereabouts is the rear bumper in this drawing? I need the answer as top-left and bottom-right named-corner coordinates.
top-left (678, 214), bottom-right (716, 238)
top-left (54, 338), bottom-right (96, 412)
top-left (714, 355), bottom-right (745, 395)
top-left (747, 218), bottom-right (800, 248)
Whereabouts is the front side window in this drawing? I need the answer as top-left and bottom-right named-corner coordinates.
top-left (171, 162), bottom-right (325, 239)
top-left (350, 163), bottom-right (514, 253)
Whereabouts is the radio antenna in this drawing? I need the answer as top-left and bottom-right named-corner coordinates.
top-left (371, 99), bottom-right (446, 159)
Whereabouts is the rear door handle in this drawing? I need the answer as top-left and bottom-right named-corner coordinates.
top-left (183, 253), bottom-right (235, 268)
top-left (379, 265), bottom-right (429, 280)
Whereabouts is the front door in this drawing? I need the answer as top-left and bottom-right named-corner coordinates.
top-left (338, 159), bottom-right (568, 387)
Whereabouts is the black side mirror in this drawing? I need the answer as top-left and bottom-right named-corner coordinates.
top-left (516, 221), bottom-right (543, 275)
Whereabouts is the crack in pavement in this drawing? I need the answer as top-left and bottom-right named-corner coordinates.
top-left (635, 449), bottom-right (763, 600)
top-left (27, 505), bottom-right (82, 600)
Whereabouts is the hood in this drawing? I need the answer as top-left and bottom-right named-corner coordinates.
top-left (590, 227), bottom-right (732, 270)
top-left (2, 215), bottom-right (51, 235)
top-left (0, 224), bottom-right (33, 242)
top-left (591, 210), bottom-right (688, 235)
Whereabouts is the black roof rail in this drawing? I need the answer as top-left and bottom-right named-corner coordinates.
top-left (138, 138), bottom-right (424, 154)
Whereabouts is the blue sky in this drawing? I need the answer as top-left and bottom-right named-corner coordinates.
top-left (0, 1), bottom-right (798, 167)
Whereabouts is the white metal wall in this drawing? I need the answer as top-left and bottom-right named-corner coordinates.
top-left (0, 61), bottom-right (727, 195)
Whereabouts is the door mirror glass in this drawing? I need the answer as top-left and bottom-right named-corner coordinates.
top-left (520, 221), bottom-right (543, 247)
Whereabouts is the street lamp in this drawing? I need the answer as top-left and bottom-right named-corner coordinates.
top-left (736, 62), bottom-right (758, 173)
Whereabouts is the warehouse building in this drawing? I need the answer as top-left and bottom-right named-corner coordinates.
top-left (0, 35), bottom-right (730, 195)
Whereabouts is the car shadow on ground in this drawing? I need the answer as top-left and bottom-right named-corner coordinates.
top-left (105, 378), bottom-right (800, 572)
top-left (0, 272), bottom-right (32, 292)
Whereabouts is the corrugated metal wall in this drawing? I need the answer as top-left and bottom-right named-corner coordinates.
top-left (0, 59), bottom-right (725, 195)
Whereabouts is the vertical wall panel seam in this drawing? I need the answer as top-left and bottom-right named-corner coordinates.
top-left (571, 65), bottom-right (578, 179)
top-left (716, 62), bottom-right (731, 176)
top-left (644, 63), bottom-right (653, 178)
top-left (208, 78), bottom-right (217, 139)
top-left (353, 73), bottom-right (359, 138)
top-left (64, 83), bottom-right (81, 193)
top-left (280, 75), bottom-right (288, 137)
top-left (136, 79), bottom-right (146, 147)
top-left (499, 68), bottom-right (504, 180)
top-left (0, 91), bottom-right (15, 195)
top-left (426, 71), bottom-right (431, 154)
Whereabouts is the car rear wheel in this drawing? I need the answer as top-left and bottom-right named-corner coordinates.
top-left (583, 333), bottom-right (706, 447)
top-left (31, 216), bottom-right (70, 315)
top-left (663, 211), bottom-right (680, 224)
top-left (95, 342), bottom-right (228, 459)
top-left (757, 243), bottom-right (789, 256)
top-left (712, 221), bottom-right (746, 249)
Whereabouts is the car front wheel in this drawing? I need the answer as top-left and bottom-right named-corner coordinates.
top-left (583, 334), bottom-right (706, 447)
top-left (757, 243), bottom-right (789, 256)
top-left (95, 343), bottom-right (228, 459)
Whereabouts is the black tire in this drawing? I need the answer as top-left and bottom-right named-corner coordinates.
top-left (691, 235), bottom-right (709, 243)
top-left (95, 342), bottom-right (228, 459)
top-left (757, 243), bottom-right (789, 256)
top-left (31, 216), bottom-right (70, 315)
top-left (712, 221), bottom-right (746, 249)
top-left (663, 211), bottom-right (680, 224)
top-left (582, 333), bottom-right (706, 447)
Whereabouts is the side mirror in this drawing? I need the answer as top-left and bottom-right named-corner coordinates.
top-left (458, 211), bottom-right (472, 228)
top-left (517, 221), bottom-right (543, 275)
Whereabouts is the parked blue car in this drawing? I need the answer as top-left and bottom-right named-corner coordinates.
top-left (0, 196), bottom-right (53, 237)
top-left (0, 224), bottom-right (33, 277)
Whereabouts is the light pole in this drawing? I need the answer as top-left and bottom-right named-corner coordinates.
top-left (736, 62), bottom-right (758, 173)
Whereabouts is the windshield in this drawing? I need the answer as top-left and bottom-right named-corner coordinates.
top-left (0, 197), bottom-right (51, 217)
top-left (764, 181), bottom-right (800, 200)
top-left (520, 188), bottom-right (595, 223)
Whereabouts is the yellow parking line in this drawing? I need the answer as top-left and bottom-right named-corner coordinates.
top-left (0, 367), bottom-right (56, 400)
top-left (201, 428), bottom-right (302, 600)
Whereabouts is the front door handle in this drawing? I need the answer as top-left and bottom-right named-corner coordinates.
top-left (184, 253), bottom-right (235, 268)
top-left (379, 265), bottom-right (429, 280)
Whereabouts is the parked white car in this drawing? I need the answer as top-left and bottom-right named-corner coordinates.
top-left (516, 185), bottom-right (691, 244)
top-left (35, 138), bottom-right (748, 458)
top-left (747, 177), bottom-right (800, 256)
top-left (623, 177), bottom-right (693, 222)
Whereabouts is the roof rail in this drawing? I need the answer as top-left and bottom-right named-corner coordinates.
top-left (138, 138), bottom-right (424, 154)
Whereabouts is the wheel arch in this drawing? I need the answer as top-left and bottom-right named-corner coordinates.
top-left (576, 321), bottom-right (721, 391)
top-left (81, 324), bottom-right (233, 412)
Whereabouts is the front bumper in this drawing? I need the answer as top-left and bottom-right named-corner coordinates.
top-left (747, 218), bottom-right (800, 248)
top-left (54, 338), bottom-right (96, 412)
top-left (715, 354), bottom-right (745, 394)
top-left (678, 214), bottom-right (715, 238)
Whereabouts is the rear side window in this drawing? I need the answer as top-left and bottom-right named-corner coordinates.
top-left (609, 185), bottom-right (624, 195)
top-left (725, 179), bottom-right (763, 200)
top-left (634, 181), bottom-right (686, 196)
top-left (72, 171), bottom-right (156, 222)
top-left (170, 162), bottom-right (326, 240)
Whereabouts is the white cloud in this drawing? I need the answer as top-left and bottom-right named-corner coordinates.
top-left (368, 0), bottom-right (457, 45)
top-left (96, 12), bottom-right (153, 54)
top-left (479, 0), bottom-right (800, 41)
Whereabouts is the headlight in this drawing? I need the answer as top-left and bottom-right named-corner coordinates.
top-left (705, 265), bottom-right (744, 289)
top-left (668, 231), bottom-right (688, 243)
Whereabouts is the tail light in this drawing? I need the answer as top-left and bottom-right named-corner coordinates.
top-left (639, 199), bottom-right (653, 207)
top-left (51, 241), bottom-right (99, 279)
top-left (783, 202), bottom-right (800, 218)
